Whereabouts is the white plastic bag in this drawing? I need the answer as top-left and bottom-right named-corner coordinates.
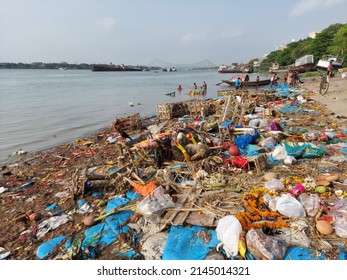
top-left (141, 232), bottom-right (168, 260)
top-left (137, 186), bottom-right (175, 216)
top-left (263, 194), bottom-right (279, 211)
top-left (333, 208), bottom-right (347, 238)
top-left (277, 219), bottom-right (311, 248)
top-left (298, 193), bottom-right (320, 217)
top-left (276, 194), bottom-right (306, 218)
top-left (259, 137), bottom-right (276, 147)
top-left (37, 214), bottom-right (73, 239)
top-left (248, 118), bottom-right (260, 127)
top-left (216, 215), bottom-right (242, 258)
top-left (272, 144), bottom-right (287, 160)
top-left (265, 178), bottom-right (284, 191)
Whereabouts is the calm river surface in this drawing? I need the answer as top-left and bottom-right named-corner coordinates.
top-left (0, 69), bottom-right (269, 162)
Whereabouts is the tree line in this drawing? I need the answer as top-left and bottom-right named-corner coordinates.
top-left (259, 23), bottom-right (347, 70)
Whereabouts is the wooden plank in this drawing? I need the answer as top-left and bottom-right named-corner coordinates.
top-left (171, 189), bottom-right (203, 225)
top-left (160, 188), bottom-right (202, 226)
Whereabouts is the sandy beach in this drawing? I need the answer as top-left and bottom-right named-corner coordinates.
top-left (302, 74), bottom-right (347, 127)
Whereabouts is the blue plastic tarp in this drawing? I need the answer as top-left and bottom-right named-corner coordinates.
top-left (284, 247), bottom-right (327, 260)
top-left (37, 235), bottom-right (67, 259)
top-left (81, 210), bottom-right (133, 251)
top-left (105, 197), bottom-right (130, 214)
top-left (284, 142), bottom-right (325, 159)
top-left (162, 226), bottom-right (219, 260)
top-left (241, 144), bottom-right (262, 156)
top-left (338, 247), bottom-right (347, 260)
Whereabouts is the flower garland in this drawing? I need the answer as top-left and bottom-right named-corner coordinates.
top-left (234, 188), bottom-right (289, 231)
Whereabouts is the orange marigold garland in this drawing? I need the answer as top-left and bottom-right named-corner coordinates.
top-left (234, 189), bottom-right (289, 231)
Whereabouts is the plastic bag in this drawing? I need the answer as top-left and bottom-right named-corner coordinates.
top-left (262, 194), bottom-right (278, 211)
top-left (272, 144), bottom-right (287, 160)
top-left (36, 236), bottom-right (67, 259)
top-left (141, 232), bottom-right (168, 260)
top-left (277, 220), bottom-right (311, 248)
top-left (265, 178), bottom-right (284, 191)
top-left (259, 137), bottom-right (276, 148)
top-left (37, 214), bottom-right (73, 240)
top-left (246, 228), bottom-right (287, 260)
top-left (298, 193), bottom-right (320, 217)
top-left (333, 206), bottom-right (347, 238)
top-left (216, 215), bottom-right (242, 258)
top-left (232, 156), bottom-right (249, 169)
top-left (276, 194), bottom-right (306, 218)
top-left (267, 121), bottom-right (283, 131)
top-left (137, 186), bottom-right (175, 216)
top-left (248, 119), bottom-right (260, 127)
top-left (303, 130), bottom-right (321, 141)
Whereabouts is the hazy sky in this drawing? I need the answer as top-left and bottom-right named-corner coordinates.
top-left (0, 0), bottom-right (346, 66)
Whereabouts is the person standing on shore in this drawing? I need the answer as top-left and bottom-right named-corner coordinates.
top-left (327, 61), bottom-right (333, 77)
top-left (283, 73), bottom-right (288, 85)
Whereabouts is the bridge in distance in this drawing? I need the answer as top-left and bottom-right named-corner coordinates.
top-left (148, 59), bottom-right (218, 70)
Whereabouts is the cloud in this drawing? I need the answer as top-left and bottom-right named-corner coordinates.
top-left (181, 31), bottom-right (208, 44)
top-left (290, 0), bottom-right (346, 16)
top-left (181, 28), bottom-right (242, 44)
top-left (219, 29), bottom-right (243, 38)
top-left (95, 17), bottom-right (116, 29)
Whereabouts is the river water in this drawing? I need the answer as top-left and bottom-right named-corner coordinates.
top-left (0, 69), bottom-right (269, 162)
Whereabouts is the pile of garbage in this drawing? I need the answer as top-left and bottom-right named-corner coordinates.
top-left (0, 83), bottom-right (346, 260)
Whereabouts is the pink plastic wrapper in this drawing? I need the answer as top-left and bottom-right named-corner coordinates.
top-left (288, 183), bottom-right (305, 198)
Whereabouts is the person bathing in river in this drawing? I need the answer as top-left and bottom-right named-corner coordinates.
top-left (202, 81), bottom-right (207, 94)
top-left (177, 85), bottom-right (182, 91)
top-left (244, 75), bottom-right (249, 82)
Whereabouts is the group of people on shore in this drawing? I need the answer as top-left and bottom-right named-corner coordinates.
top-left (283, 72), bottom-right (303, 87)
top-left (269, 71), bottom-right (303, 87)
top-left (177, 81), bottom-right (207, 95)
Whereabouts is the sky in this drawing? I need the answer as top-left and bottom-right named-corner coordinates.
top-left (0, 0), bottom-right (346, 66)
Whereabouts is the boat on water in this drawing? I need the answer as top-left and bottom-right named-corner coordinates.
top-left (92, 64), bottom-right (142, 72)
top-left (221, 76), bottom-right (271, 87)
top-left (316, 54), bottom-right (344, 70)
top-left (162, 67), bottom-right (177, 72)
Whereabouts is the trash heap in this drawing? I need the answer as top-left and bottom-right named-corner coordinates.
top-left (0, 83), bottom-right (346, 260)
